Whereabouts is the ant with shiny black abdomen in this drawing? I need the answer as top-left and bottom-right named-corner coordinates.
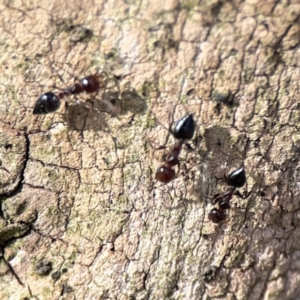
top-left (208, 167), bottom-right (248, 223)
top-left (33, 73), bottom-right (107, 114)
top-left (155, 114), bottom-right (195, 183)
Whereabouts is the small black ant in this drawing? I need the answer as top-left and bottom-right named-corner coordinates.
top-left (172, 114), bottom-right (195, 140)
top-left (208, 167), bottom-right (246, 223)
top-left (33, 74), bottom-right (106, 114)
top-left (155, 114), bottom-right (195, 183)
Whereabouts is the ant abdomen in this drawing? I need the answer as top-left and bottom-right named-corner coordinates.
top-left (33, 92), bottom-right (60, 115)
top-left (173, 114), bottom-right (195, 140)
top-left (226, 167), bottom-right (246, 188)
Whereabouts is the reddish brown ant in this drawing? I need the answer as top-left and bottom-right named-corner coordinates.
top-left (155, 114), bottom-right (195, 183)
top-left (33, 74), bottom-right (106, 114)
top-left (208, 167), bottom-right (247, 223)
top-left (155, 141), bottom-right (184, 183)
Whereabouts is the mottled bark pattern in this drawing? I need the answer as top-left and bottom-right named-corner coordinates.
top-left (0, 0), bottom-right (300, 299)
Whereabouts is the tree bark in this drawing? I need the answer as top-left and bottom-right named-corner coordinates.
top-left (1, 0), bottom-right (300, 299)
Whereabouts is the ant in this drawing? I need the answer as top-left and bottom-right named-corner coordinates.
top-left (33, 74), bottom-right (106, 114)
top-left (208, 167), bottom-right (246, 223)
top-left (155, 114), bottom-right (195, 183)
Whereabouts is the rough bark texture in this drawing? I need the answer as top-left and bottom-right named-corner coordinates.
top-left (1, 0), bottom-right (300, 299)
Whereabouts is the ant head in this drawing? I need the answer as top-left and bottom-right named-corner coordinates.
top-left (155, 166), bottom-right (176, 183)
top-left (226, 167), bottom-right (246, 188)
top-left (81, 75), bottom-right (101, 93)
top-left (33, 92), bottom-right (61, 114)
top-left (173, 114), bottom-right (195, 140)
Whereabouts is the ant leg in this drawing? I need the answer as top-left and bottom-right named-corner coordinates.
top-left (64, 101), bottom-right (69, 113)
top-left (146, 117), bottom-right (172, 150)
top-left (97, 70), bottom-right (109, 85)
top-left (148, 99), bottom-right (177, 138)
top-left (211, 193), bottom-right (224, 205)
top-left (185, 142), bottom-right (194, 151)
top-left (196, 191), bottom-right (217, 202)
top-left (73, 94), bottom-right (81, 104)
top-left (146, 137), bottom-right (167, 151)
top-left (49, 60), bottom-right (75, 84)
top-left (233, 189), bottom-right (251, 199)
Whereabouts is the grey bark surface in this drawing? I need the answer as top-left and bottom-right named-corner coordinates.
top-left (0, 0), bottom-right (300, 299)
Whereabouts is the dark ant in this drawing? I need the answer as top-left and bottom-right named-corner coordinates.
top-left (33, 74), bottom-right (106, 114)
top-left (172, 114), bottom-right (195, 140)
top-left (155, 114), bottom-right (195, 183)
top-left (208, 167), bottom-right (246, 223)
